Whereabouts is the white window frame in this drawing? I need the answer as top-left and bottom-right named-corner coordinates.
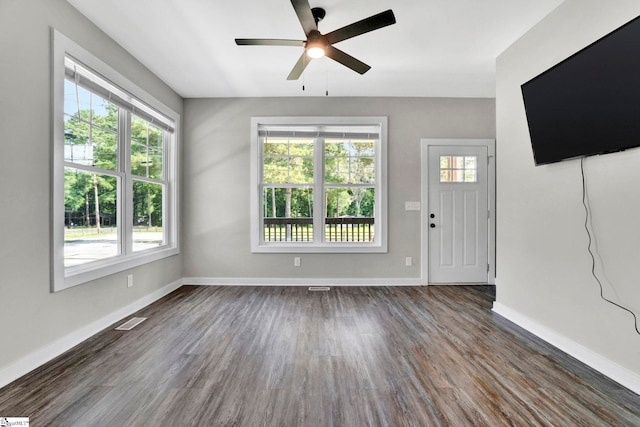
top-left (250, 116), bottom-right (387, 253)
top-left (51, 30), bottom-right (180, 292)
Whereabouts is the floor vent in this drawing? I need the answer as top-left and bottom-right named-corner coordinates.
top-left (308, 286), bottom-right (331, 292)
top-left (115, 317), bottom-right (147, 331)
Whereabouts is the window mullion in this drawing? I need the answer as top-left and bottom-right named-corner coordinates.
top-left (131, 176), bottom-right (164, 186)
top-left (258, 136), bottom-right (266, 243)
top-left (62, 161), bottom-right (123, 177)
top-left (313, 137), bottom-right (324, 243)
top-left (121, 110), bottom-right (132, 255)
top-left (374, 137), bottom-right (382, 244)
top-left (162, 130), bottom-right (170, 246)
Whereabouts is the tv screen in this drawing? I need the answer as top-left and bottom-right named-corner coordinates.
top-left (521, 15), bottom-right (640, 166)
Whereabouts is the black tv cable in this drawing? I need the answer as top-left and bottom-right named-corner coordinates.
top-left (581, 157), bottom-right (640, 336)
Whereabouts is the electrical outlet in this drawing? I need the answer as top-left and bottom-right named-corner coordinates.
top-left (127, 274), bottom-right (133, 288)
top-left (294, 257), bottom-right (301, 267)
top-left (405, 257), bottom-right (412, 267)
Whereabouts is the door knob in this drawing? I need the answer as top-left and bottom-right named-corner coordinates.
top-left (430, 223), bottom-right (436, 228)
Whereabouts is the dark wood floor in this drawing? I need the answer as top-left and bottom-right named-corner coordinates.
top-left (1, 285), bottom-right (639, 426)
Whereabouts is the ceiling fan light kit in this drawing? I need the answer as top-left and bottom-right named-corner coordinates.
top-left (305, 30), bottom-right (327, 58)
top-left (306, 45), bottom-right (326, 58)
top-left (235, 0), bottom-right (396, 80)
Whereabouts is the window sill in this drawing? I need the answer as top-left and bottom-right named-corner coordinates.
top-left (251, 242), bottom-right (387, 254)
top-left (54, 246), bottom-right (179, 292)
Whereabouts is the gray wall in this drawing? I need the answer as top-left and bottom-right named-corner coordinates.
top-left (496, 0), bottom-right (640, 375)
top-left (0, 0), bottom-right (183, 373)
top-left (183, 97), bottom-right (495, 280)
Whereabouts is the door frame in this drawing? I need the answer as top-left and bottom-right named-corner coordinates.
top-left (420, 139), bottom-right (496, 285)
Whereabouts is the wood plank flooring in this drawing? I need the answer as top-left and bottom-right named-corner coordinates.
top-left (1, 285), bottom-right (639, 426)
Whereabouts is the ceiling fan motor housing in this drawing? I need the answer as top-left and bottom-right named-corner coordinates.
top-left (305, 30), bottom-right (328, 49)
top-left (311, 7), bottom-right (326, 25)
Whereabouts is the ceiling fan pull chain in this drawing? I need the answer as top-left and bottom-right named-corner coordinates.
top-left (326, 68), bottom-right (329, 96)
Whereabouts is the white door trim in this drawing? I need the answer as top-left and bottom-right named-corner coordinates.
top-left (420, 139), bottom-right (496, 285)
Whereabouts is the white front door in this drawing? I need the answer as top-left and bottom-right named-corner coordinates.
top-left (428, 145), bottom-right (489, 283)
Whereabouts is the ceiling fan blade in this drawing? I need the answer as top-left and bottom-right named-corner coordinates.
top-left (325, 46), bottom-right (371, 75)
top-left (235, 38), bottom-right (305, 47)
top-left (325, 9), bottom-right (396, 45)
top-left (290, 0), bottom-right (317, 36)
top-left (287, 53), bottom-right (311, 80)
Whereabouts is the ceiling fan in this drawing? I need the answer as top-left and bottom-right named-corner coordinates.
top-left (235, 0), bottom-right (396, 80)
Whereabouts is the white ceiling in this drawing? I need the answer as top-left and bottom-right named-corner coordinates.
top-left (66, 0), bottom-right (564, 98)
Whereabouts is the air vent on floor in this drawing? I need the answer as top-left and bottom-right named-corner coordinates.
top-left (308, 286), bottom-right (331, 291)
top-left (115, 317), bottom-right (147, 331)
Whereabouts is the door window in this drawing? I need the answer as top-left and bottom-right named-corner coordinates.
top-left (439, 156), bottom-right (477, 183)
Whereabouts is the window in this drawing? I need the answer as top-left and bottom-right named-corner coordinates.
top-left (52, 30), bottom-right (179, 291)
top-left (439, 155), bottom-right (477, 183)
top-left (251, 117), bottom-right (387, 253)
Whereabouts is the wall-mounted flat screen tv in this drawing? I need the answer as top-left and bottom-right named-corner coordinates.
top-left (521, 15), bottom-right (640, 166)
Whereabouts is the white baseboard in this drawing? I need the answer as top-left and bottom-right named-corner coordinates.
top-left (182, 277), bottom-right (424, 286)
top-left (0, 278), bottom-right (183, 389)
top-left (492, 301), bottom-right (640, 395)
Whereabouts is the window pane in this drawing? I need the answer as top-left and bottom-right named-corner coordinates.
top-left (289, 140), bottom-right (314, 156)
top-left (64, 120), bottom-right (92, 165)
top-left (325, 140), bottom-right (350, 156)
top-left (289, 157), bottom-right (314, 184)
top-left (133, 180), bottom-right (164, 252)
top-left (263, 158), bottom-right (289, 184)
top-left (325, 187), bottom-right (375, 218)
top-left (65, 84), bottom-right (92, 116)
top-left (352, 141), bottom-right (375, 156)
top-left (263, 158), bottom-right (313, 184)
top-left (92, 128), bottom-right (118, 170)
top-left (130, 142), bottom-right (148, 177)
top-left (64, 168), bottom-right (118, 267)
top-left (64, 80), bottom-right (80, 116)
top-left (131, 145), bottom-right (164, 179)
top-left (263, 187), bottom-right (313, 242)
top-left (148, 148), bottom-right (163, 180)
top-left (131, 116), bottom-right (165, 179)
top-left (324, 157), bottom-right (349, 183)
top-left (440, 170), bottom-right (451, 182)
top-left (325, 187), bottom-right (375, 242)
top-left (64, 82), bottom-right (118, 170)
top-left (465, 156), bottom-right (477, 169)
top-left (263, 187), bottom-right (313, 218)
top-left (440, 156), bottom-right (451, 169)
top-left (148, 124), bottom-right (163, 149)
top-left (325, 140), bottom-right (376, 184)
top-left (350, 157), bottom-right (375, 184)
top-left (131, 115), bottom-right (148, 145)
top-left (264, 140), bottom-right (288, 156)
top-left (452, 170), bottom-right (465, 182)
top-left (263, 138), bottom-right (314, 185)
top-left (91, 95), bottom-right (118, 133)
